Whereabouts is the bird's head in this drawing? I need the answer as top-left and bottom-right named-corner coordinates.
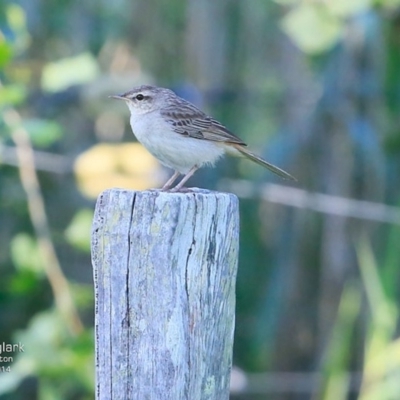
top-left (111, 85), bottom-right (172, 116)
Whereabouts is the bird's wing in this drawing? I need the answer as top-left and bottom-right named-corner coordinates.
top-left (161, 103), bottom-right (246, 145)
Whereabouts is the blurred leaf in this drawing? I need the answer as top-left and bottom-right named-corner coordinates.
top-left (382, 225), bottom-right (400, 299)
top-left (356, 236), bottom-right (400, 399)
top-left (276, 0), bottom-right (374, 14)
top-left (9, 270), bottom-right (41, 295)
top-left (10, 233), bottom-right (43, 275)
top-left (281, 3), bottom-right (342, 53)
top-left (41, 52), bottom-right (100, 93)
top-left (64, 209), bottom-right (93, 253)
top-left (360, 374), bottom-right (400, 400)
top-left (39, 382), bottom-right (64, 400)
top-left (0, 36), bottom-right (13, 68)
top-left (0, 310), bottom-right (94, 396)
top-left (376, 0), bottom-right (400, 8)
top-left (70, 283), bottom-right (94, 309)
top-left (274, 0), bottom-right (299, 4)
top-left (320, 283), bottom-right (362, 400)
top-left (4, 4), bottom-right (30, 53)
top-left (360, 338), bottom-right (400, 399)
top-left (6, 4), bottom-right (27, 32)
top-left (0, 84), bottom-right (27, 106)
top-left (22, 118), bottom-right (63, 148)
top-left (356, 236), bottom-right (396, 334)
top-left (326, 0), bottom-right (373, 17)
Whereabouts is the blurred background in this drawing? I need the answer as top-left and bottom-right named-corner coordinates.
top-left (1, 0), bottom-right (400, 399)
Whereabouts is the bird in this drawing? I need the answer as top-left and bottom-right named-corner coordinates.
top-left (111, 85), bottom-right (296, 191)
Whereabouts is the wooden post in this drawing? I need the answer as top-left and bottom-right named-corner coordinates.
top-left (91, 188), bottom-right (239, 400)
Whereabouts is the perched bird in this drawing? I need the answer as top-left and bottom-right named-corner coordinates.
top-left (111, 85), bottom-right (296, 191)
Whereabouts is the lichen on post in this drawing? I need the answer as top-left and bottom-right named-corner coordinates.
top-left (91, 188), bottom-right (239, 400)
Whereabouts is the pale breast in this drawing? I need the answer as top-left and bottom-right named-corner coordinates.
top-left (129, 112), bottom-right (225, 173)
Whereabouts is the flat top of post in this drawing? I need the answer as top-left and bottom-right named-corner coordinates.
top-left (97, 187), bottom-right (238, 201)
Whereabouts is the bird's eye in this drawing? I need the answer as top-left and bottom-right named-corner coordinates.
top-left (136, 94), bottom-right (144, 101)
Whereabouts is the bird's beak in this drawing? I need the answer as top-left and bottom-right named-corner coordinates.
top-left (109, 94), bottom-right (126, 100)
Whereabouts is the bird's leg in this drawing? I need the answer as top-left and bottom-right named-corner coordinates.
top-left (170, 165), bottom-right (198, 192)
top-left (162, 170), bottom-right (181, 191)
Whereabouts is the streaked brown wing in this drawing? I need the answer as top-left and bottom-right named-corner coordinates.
top-left (161, 102), bottom-right (246, 145)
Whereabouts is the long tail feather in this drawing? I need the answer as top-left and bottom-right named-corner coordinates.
top-left (231, 144), bottom-right (297, 181)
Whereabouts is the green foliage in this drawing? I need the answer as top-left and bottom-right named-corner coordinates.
top-left (0, 84), bottom-right (27, 107)
top-left (22, 119), bottom-right (63, 148)
top-left (9, 269), bottom-right (42, 295)
top-left (3, 3), bottom-right (30, 54)
top-left (1, 3), bottom-right (63, 149)
top-left (41, 52), bottom-right (100, 93)
top-left (0, 311), bottom-right (94, 398)
top-left (10, 233), bottom-right (43, 275)
top-left (69, 283), bottom-right (94, 310)
top-left (319, 283), bottom-right (362, 400)
top-left (0, 38), bottom-right (13, 69)
top-left (1, 3), bottom-right (94, 399)
top-left (281, 3), bottom-right (343, 54)
top-left (279, 0), bottom-right (400, 53)
top-left (1, 0), bottom-right (400, 398)
top-left (357, 237), bottom-right (400, 399)
top-left (64, 209), bottom-right (93, 253)
top-left (318, 237), bottom-right (400, 400)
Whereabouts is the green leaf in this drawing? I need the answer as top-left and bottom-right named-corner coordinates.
top-left (379, 0), bottom-right (400, 8)
top-left (274, 0), bottom-right (299, 4)
top-left (10, 233), bottom-right (43, 275)
top-left (326, 0), bottom-right (373, 17)
top-left (21, 311), bottom-right (93, 392)
top-left (319, 283), bottom-right (362, 400)
top-left (6, 4), bottom-right (27, 32)
top-left (4, 4), bottom-right (30, 54)
top-left (64, 209), bottom-right (93, 253)
top-left (0, 84), bottom-right (27, 106)
top-left (0, 38), bottom-right (13, 69)
top-left (0, 310), bottom-right (94, 396)
top-left (22, 119), bottom-right (63, 148)
top-left (281, 4), bottom-right (342, 54)
top-left (9, 270), bottom-right (40, 295)
top-left (41, 52), bottom-right (100, 93)
top-left (70, 283), bottom-right (94, 309)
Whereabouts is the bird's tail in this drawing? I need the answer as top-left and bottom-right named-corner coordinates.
top-left (231, 144), bottom-right (297, 181)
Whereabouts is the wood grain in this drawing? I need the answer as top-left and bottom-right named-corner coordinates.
top-left (91, 188), bottom-right (239, 400)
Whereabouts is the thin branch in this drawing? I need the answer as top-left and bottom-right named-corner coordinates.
top-left (220, 179), bottom-right (400, 225)
top-left (0, 144), bottom-right (72, 174)
top-left (3, 108), bottom-right (83, 335)
top-left (230, 368), bottom-right (362, 395)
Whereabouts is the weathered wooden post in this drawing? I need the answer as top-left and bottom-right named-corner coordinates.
top-left (91, 188), bottom-right (239, 400)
